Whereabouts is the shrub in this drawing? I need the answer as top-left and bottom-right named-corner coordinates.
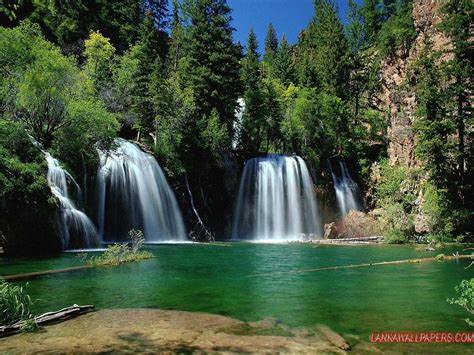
top-left (0, 281), bottom-right (32, 325)
top-left (87, 229), bottom-right (152, 266)
top-left (447, 279), bottom-right (474, 326)
top-left (384, 228), bottom-right (407, 244)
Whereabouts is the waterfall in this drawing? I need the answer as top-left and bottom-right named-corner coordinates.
top-left (96, 138), bottom-right (186, 242)
top-left (232, 98), bottom-right (245, 149)
top-left (231, 155), bottom-right (322, 241)
top-left (45, 152), bottom-right (99, 249)
top-left (329, 161), bottom-right (361, 218)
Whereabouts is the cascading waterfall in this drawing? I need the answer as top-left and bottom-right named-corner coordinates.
top-left (231, 155), bottom-right (322, 241)
top-left (329, 161), bottom-right (361, 217)
top-left (45, 153), bottom-right (99, 249)
top-left (96, 138), bottom-right (186, 242)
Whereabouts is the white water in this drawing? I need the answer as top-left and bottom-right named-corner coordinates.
top-left (329, 161), bottom-right (361, 217)
top-left (96, 139), bottom-right (186, 242)
top-left (45, 152), bottom-right (99, 249)
top-left (231, 155), bottom-right (322, 241)
top-left (232, 98), bottom-right (245, 149)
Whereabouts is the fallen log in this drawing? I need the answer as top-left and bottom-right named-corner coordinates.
top-left (0, 304), bottom-right (94, 335)
top-left (316, 324), bottom-right (350, 350)
top-left (1, 265), bottom-right (91, 282)
top-left (248, 254), bottom-right (472, 277)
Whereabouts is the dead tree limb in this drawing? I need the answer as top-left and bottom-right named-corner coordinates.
top-left (0, 304), bottom-right (94, 335)
top-left (184, 174), bottom-right (215, 242)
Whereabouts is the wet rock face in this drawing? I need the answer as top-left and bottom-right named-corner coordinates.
top-left (378, 0), bottom-right (450, 167)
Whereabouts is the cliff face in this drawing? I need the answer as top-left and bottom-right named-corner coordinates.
top-left (378, 0), bottom-right (450, 167)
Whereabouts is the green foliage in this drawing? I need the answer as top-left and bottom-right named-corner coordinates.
top-left (84, 31), bottom-right (116, 91)
top-left (0, 120), bottom-right (59, 255)
top-left (376, 1), bottom-right (416, 57)
top-left (384, 228), bottom-right (408, 244)
top-left (20, 317), bottom-right (39, 332)
top-left (1, 23), bottom-right (119, 178)
top-left (200, 109), bottom-right (229, 156)
top-left (87, 229), bottom-right (152, 266)
top-left (447, 279), bottom-right (474, 326)
top-left (0, 281), bottom-right (32, 325)
top-left (312, 0), bottom-right (349, 97)
top-left (263, 23), bottom-right (278, 76)
top-left (375, 160), bottom-right (416, 242)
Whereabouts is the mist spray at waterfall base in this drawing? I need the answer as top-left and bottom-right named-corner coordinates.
top-left (232, 155), bottom-right (322, 241)
top-left (96, 139), bottom-right (186, 242)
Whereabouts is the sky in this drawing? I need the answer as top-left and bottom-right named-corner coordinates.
top-left (227, 0), bottom-right (359, 53)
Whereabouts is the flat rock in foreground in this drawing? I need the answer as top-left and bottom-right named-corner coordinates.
top-left (0, 308), bottom-right (358, 353)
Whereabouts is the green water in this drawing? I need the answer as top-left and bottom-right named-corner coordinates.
top-left (1, 243), bottom-right (472, 340)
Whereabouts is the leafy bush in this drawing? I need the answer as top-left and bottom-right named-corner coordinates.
top-left (87, 229), bottom-right (152, 266)
top-left (0, 281), bottom-right (32, 325)
top-left (447, 279), bottom-right (474, 326)
top-left (384, 227), bottom-right (408, 244)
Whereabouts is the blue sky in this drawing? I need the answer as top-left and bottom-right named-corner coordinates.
top-left (227, 0), bottom-right (359, 53)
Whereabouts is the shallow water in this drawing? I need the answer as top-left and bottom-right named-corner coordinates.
top-left (1, 244), bottom-right (472, 342)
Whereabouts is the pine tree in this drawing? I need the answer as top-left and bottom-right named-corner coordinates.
top-left (183, 0), bottom-right (243, 149)
top-left (274, 36), bottom-right (295, 86)
top-left (361, 0), bottom-right (381, 45)
top-left (240, 28), bottom-right (265, 152)
top-left (134, 11), bottom-right (168, 139)
top-left (312, 0), bottom-right (349, 97)
top-left (438, 0), bottom-right (473, 198)
top-left (263, 22), bottom-right (278, 76)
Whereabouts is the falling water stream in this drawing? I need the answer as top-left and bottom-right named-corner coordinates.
top-left (329, 161), bottom-right (361, 217)
top-left (44, 153), bottom-right (99, 249)
top-left (232, 155), bottom-right (322, 241)
top-left (96, 139), bottom-right (186, 242)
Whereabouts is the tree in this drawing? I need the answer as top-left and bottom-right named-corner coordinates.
top-left (274, 36), bottom-right (295, 86)
top-left (263, 22), bottom-right (278, 76)
top-left (312, 0), bottom-right (349, 97)
top-left (361, 0), bottom-right (381, 45)
top-left (242, 28), bottom-right (260, 90)
top-left (438, 0), bottom-right (473, 199)
top-left (84, 31), bottom-right (116, 92)
top-left (240, 29), bottom-right (266, 153)
top-left (182, 0), bottom-right (242, 150)
top-left (14, 38), bottom-right (78, 148)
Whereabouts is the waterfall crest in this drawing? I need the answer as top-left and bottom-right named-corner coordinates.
top-left (232, 155), bottom-right (322, 241)
top-left (329, 161), bottom-right (361, 217)
top-left (45, 152), bottom-right (99, 249)
top-left (96, 139), bottom-right (186, 242)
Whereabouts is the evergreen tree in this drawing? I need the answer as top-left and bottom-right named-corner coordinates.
top-left (274, 36), bottom-right (295, 86)
top-left (438, 0), bottom-right (473, 199)
top-left (240, 29), bottom-right (265, 152)
top-left (242, 29), bottom-right (260, 90)
top-left (361, 0), bottom-right (381, 45)
top-left (183, 0), bottom-right (242, 149)
top-left (312, 0), bottom-right (349, 97)
top-left (263, 22), bottom-right (278, 76)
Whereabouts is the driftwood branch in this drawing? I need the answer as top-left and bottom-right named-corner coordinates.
top-left (184, 174), bottom-right (215, 243)
top-left (0, 304), bottom-right (94, 335)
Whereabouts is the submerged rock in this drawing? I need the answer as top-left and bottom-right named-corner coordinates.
top-left (0, 309), bottom-right (346, 353)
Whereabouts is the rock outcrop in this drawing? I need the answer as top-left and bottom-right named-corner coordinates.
top-left (378, 0), bottom-right (450, 167)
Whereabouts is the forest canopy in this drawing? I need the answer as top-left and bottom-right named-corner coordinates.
top-left (0, 0), bottom-right (472, 249)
